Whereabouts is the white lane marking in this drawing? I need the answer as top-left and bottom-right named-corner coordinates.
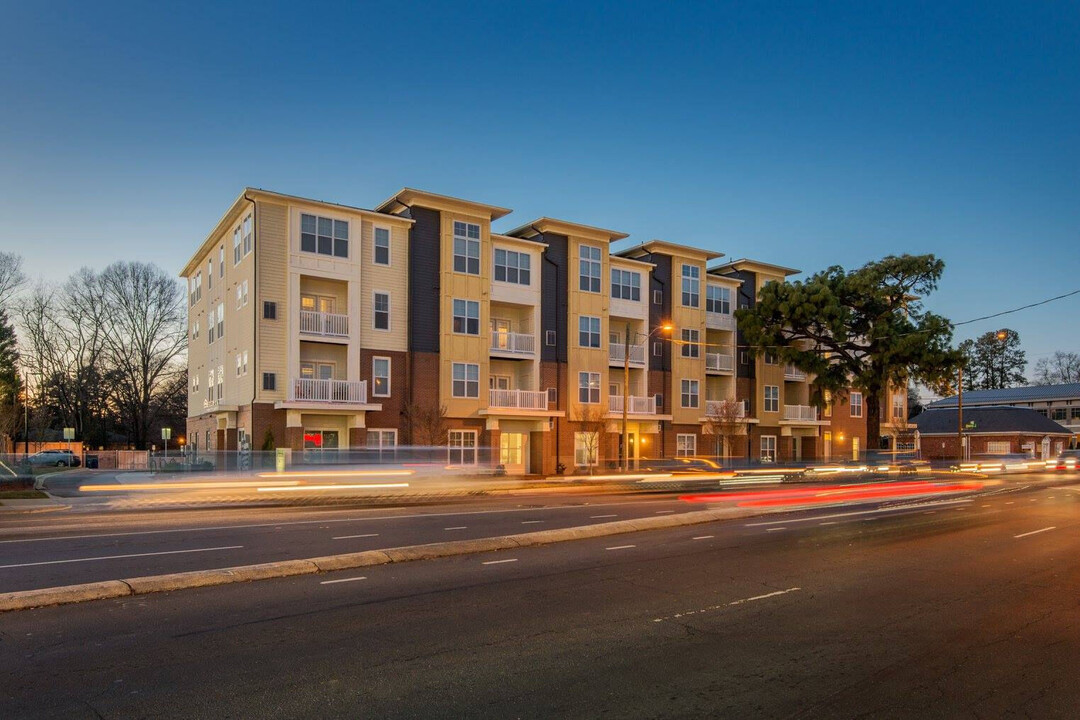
top-left (482, 558), bottom-right (518, 565)
top-left (521, 520), bottom-right (544, 524)
top-left (924, 511), bottom-right (936, 515)
top-left (655, 510), bottom-right (676, 514)
top-left (981, 504), bottom-right (991, 508)
top-left (332, 533), bottom-right (379, 540)
top-left (590, 514), bottom-right (618, 519)
top-left (746, 498), bottom-right (973, 527)
top-left (692, 535), bottom-right (714, 540)
top-left (1014, 526), bottom-right (1056, 539)
top-left (0, 499), bottom-right (680, 544)
top-left (653, 587), bottom-right (801, 622)
top-left (1006, 501), bottom-right (1015, 505)
top-left (320, 576), bottom-right (366, 585)
top-left (1047, 496), bottom-right (1056, 500)
top-left (606, 544), bottom-right (636, 550)
top-left (445, 526), bottom-right (468, 531)
top-left (766, 527), bottom-right (786, 532)
top-left (0, 545), bottom-right (243, 570)
top-left (819, 521), bottom-right (838, 526)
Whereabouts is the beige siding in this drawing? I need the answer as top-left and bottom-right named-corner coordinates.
top-left (360, 219), bottom-right (408, 352)
top-left (256, 202), bottom-right (289, 403)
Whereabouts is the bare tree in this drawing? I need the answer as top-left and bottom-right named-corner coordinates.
top-left (1033, 351), bottom-right (1080, 385)
top-left (404, 401), bottom-right (449, 446)
top-left (574, 405), bottom-right (608, 474)
top-left (98, 262), bottom-right (187, 450)
top-left (703, 398), bottom-right (746, 464)
top-left (0, 252), bottom-right (26, 310)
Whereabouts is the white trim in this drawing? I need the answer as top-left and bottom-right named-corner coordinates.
top-left (372, 356), bottom-right (391, 397)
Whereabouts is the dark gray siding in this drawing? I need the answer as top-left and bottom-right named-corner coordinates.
top-left (732, 270), bottom-right (756, 380)
top-left (407, 207), bottom-right (441, 353)
top-left (540, 232), bottom-right (568, 363)
top-left (648, 253), bottom-right (672, 372)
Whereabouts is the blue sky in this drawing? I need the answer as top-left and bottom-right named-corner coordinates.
top-left (1, 0), bottom-right (1077, 366)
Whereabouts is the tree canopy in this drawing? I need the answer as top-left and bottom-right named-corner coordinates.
top-left (959, 328), bottom-right (1026, 390)
top-left (735, 253), bottom-right (962, 450)
top-left (1033, 351), bottom-right (1080, 385)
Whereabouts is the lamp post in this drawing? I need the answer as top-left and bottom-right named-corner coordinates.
top-left (623, 323), bottom-right (672, 471)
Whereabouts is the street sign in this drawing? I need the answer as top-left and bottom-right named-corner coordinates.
top-left (161, 427), bottom-right (172, 440)
top-left (63, 427), bottom-right (75, 440)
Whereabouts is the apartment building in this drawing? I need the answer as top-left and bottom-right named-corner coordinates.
top-left (183, 186), bottom-right (906, 473)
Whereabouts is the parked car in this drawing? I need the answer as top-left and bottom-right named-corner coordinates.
top-left (25, 449), bottom-right (81, 467)
top-left (1050, 448), bottom-right (1080, 471)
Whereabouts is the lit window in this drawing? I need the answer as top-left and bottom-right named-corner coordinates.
top-left (453, 221), bottom-right (481, 275)
top-left (574, 432), bottom-right (599, 466)
top-left (452, 299), bottom-right (479, 335)
top-left (372, 357), bottom-right (391, 397)
top-left (579, 245), bottom-right (601, 293)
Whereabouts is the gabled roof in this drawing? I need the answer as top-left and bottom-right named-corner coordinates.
top-left (376, 188), bottom-right (512, 221)
top-left (616, 240), bottom-right (723, 263)
top-left (914, 406), bottom-right (1072, 435)
top-left (709, 258), bottom-right (800, 277)
top-left (927, 383), bottom-right (1080, 408)
top-left (505, 217), bottom-right (628, 243)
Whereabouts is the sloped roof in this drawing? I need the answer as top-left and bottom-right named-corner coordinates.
top-left (927, 383), bottom-right (1080, 408)
top-left (915, 406), bottom-right (1072, 435)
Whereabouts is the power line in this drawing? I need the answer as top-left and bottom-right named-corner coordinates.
top-left (952, 288), bottom-right (1080, 328)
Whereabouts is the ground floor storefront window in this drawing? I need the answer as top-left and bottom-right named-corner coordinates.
top-left (448, 430), bottom-right (477, 465)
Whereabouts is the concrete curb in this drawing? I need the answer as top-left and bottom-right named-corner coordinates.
top-left (0, 506), bottom-right (771, 613)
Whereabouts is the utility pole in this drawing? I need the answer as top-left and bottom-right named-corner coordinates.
top-left (957, 365), bottom-right (964, 462)
top-left (23, 372), bottom-right (28, 456)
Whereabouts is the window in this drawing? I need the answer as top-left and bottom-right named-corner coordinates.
top-left (263, 301), bottom-right (276, 320)
top-left (1051, 407), bottom-right (1067, 421)
top-left (374, 292), bottom-right (391, 331)
top-left (545, 330), bottom-right (556, 346)
top-left (610, 269), bottom-right (641, 301)
top-left (574, 432), bottom-right (598, 466)
top-left (578, 316), bottom-right (601, 348)
top-left (373, 227), bottom-right (391, 265)
top-left (494, 248), bottom-right (531, 285)
top-left (764, 385), bottom-right (779, 413)
top-left (452, 299), bottom-right (479, 335)
top-left (706, 285), bottom-right (730, 314)
top-left (850, 392), bottom-right (863, 418)
top-left (578, 372), bottom-right (601, 404)
top-left (372, 357), bottom-right (390, 397)
top-left (242, 281), bottom-right (248, 307)
top-left (300, 213), bottom-right (349, 258)
top-left (216, 365), bottom-right (224, 400)
top-left (824, 390), bottom-right (832, 418)
top-left (207, 259), bottom-right (213, 289)
top-left (547, 387), bottom-right (558, 405)
top-left (262, 372), bottom-right (276, 391)
top-left (892, 393), bottom-right (904, 419)
top-left (367, 429), bottom-right (397, 451)
top-left (681, 379), bottom-right (699, 408)
top-left (1072, 408), bottom-right (1080, 420)
top-left (448, 430), bottom-right (478, 465)
top-left (681, 264), bottom-right (700, 307)
top-left (761, 435), bottom-right (777, 463)
top-left (653, 342), bottom-right (662, 357)
top-left (192, 374), bottom-right (199, 393)
top-left (242, 351), bottom-right (248, 375)
top-left (986, 441), bottom-right (1011, 455)
top-left (681, 328), bottom-right (700, 358)
top-left (764, 350), bottom-right (778, 365)
top-left (206, 370), bottom-right (214, 403)
top-left (579, 245), bottom-right (601, 293)
top-left (653, 289), bottom-right (663, 305)
top-left (189, 272), bottom-right (202, 306)
top-left (242, 214), bottom-right (252, 256)
top-left (233, 225), bottom-right (242, 265)
top-left (655, 393), bottom-right (664, 410)
top-left (219, 246), bottom-right (224, 278)
top-left (216, 303), bottom-right (224, 340)
top-left (191, 321), bottom-right (199, 340)
top-left (453, 221), bottom-right (481, 274)
top-left (236, 353), bottom-right (242, 377)
top-left (452, 363), bottom-right (479, 398)
top-left (739, 351), bottom-right (749, 365)
top-left (676, 434), bottom-right (696, 457)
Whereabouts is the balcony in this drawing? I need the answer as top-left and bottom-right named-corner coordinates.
top-left (705, 399), bottom-right (746, 418)
top-left (705, 351), bottom-right (734, 373)
top-left (784, 364), bottom-right (807, 382)
top-left (490, 331), bottom-right (536, 357)
top-left (608, 394), bottom-right (657, 415)
top-left (609, 343), bottom-right (646, 367)
top-left (289, 378), bottom-right (367, 404)
top-left (488, 388), bottom-right (549, 411)
top-left (300, 310), bottom-right (349, 338)
top-left (783, 404), bottom-right (818, 422)
top-left (706, 311), bottom-right (735, 331)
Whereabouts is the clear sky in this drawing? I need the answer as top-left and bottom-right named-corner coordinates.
top-left (1, 0), bottom-right (1077, 365)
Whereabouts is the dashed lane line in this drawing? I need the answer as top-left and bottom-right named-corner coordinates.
top-left (320, 576), bottom-right (366, 585)
top-left (482, 558), bottom-right (518, 565)
top-left (692, 535), bottom-right (714, 540)
top-left (606, 545), bottom-right (636, 551)
top-left (445, 526), bottom-right (468, 531)
top-left (1014, 526), bottom-right (1056, 539)
top-left (652, 587), bottom-right (801, 623)
top-left (332, 533), bottom-right (379, 540)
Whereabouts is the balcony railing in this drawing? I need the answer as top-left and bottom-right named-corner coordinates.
top-left (490, 331), bottom-right (536, 356)
top-left (783, 404), bottom-right (818, 422)
top-left (609, 343), bottom-right (646, 365)
top-left (290, 378), bottom-right (367, 404)
top-left (608, 394), bottom-right (657, 415)
top-left (784, 364), bottom-right (807, 381)
top-left (705, 351), bottom-right (734, 372)
top-left (705, 399), bottom-right (746, 418)
top-left (300, 310), bottom-right (349, 338)
top-left (706, 311), bottom-right (735, 331)
top-left (488, 388), bottom-right (548, 410)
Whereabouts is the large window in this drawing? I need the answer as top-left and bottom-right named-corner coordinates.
top-left (367, 429), bottom-right (397, 451)
top-left (453, 221), bottom-right (481, 274)
top-left (578, 372), bottom-right (601, 404)
top-left (676, 434), bottom-right (696, 457)
top-left (706, 285), bottom-right (730, 314)
top-left (892, 393), bottom-right (904, 419)
top-left (850, 391), bottom-right (863, 418)
top-left (374, 292), bottom-right (390, 331)
top-left (681, 328), bottom-right (700, 358)
top-left (574, 432), bottom-right (599, 467)
top-left (579, 245), bottom-right (601, 293)
top-left (242, 214), bottom-right (253, 256)
top-left (233, 225), bottom-right (242, 265)
top-left (764, 385), bottom-right (779, 413)
top-left (300, 213), bottom-right (349, 258)
top-left (681, 379), bottom-right (699, 408)
top-left (761, 435), bottom-right (777, 463)
top-left (610, 269), bottom-right (641, 301)
top-left (986, 441), bottom-right (1011, 455)
top-left (452, 299), bottom-right (479, 335)
top-left (216, 303), bottom-right (224, 341)
top-left (373, 227), bottom-right (391, 265)
top-left (452, 363), bottom-right (479, 398)
top-left (216, 364), bottom-right (224, 401)
top-left (372, 357), bottom-right (390, 397)
top-left (578, 315), bottom-right (601, 348)
top-left (448, 430), bottom-right (478, 465)
top-left (189, 272), bottom-right (202, 306)
top-left (494, 248), bottom-right (531, 285)
top-left (681, 264), bottom-right (700, 307)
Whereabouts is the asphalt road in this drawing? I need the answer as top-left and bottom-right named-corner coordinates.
top-left (3, 478), bottom-right (1079, 718)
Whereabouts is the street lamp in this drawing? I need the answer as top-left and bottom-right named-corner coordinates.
top-left (622, 323), bottom-right (673, 471)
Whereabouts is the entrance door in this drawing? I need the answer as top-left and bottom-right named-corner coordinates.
top-left (491, 318), bottom-right (512, 350)
top-left (793, 436), bottom-right (802, 462)
top-left (823, 432), bottom-right (832, 461)
top-left (500, 433), bottom-right (528, 474)
top-left (617, 432), bottom-right (638, 468)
